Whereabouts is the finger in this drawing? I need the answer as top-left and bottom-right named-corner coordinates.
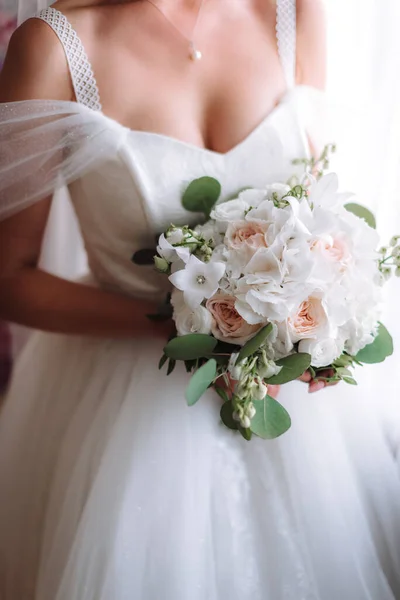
top-left (298, 371), bottom-right (312, 383)
top-left (308, 380), bottom-right (325, 393)
top-left (267, 384), bottom-right (280, 399)
top-left (317, 369), bottom-right (335, 379)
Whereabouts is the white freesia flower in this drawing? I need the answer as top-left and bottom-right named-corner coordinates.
top-left (265, 183), bottom-right (291, 200)
top-left (169, 255), bottom-right (225, 309)
top-left (157, 233), bottom-right (190, 264)
top-left (307, 173), bottom-right (340, 210)
top-left (166, 228), bottom-right (185, 245)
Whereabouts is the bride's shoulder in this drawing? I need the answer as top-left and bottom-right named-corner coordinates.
top-left (296, 0), bottom-right (326, 90)
top-left (0, 13), bottom-right (73, 102)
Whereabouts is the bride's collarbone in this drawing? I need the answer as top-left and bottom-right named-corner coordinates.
top-left (50, 0), bottom-right (286, 152)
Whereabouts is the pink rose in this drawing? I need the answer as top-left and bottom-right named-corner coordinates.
top-left (206, 293), bottom-right (263, 345)
top-left (289, 296), bottom-right (327, 341)
top-left (226, 220), bottom-right (268, 256)
top-left (311, 234), bottom-right (350, 269)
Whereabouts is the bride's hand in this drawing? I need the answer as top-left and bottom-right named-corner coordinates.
top-left (299, 369), bottom-right (338, 393)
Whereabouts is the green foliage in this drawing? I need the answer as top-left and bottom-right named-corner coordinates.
top-left (355, 322), bottom-right (393, 364)
top-left (343, 377), bottom-right (357, 385)
top-left (215, 386), bottom-right (230, 403)
top-left (344, 202), bottom-right (376, 229)
top-left (185, 359), bottom-right (217, 406)
top-left (266, 353), bottom-right (311, 384)
top-left (164, 334), bottom-right (218, 361)
top-left (237, 324), bottom-right (273, 362)
top-left (182, 177), bottom-right (221, 218)
top-left (166, 359), bottom-right (176, 375)
top-left (158, 354), bottom-right (168, 370)
top-left (220, 401), bottom-right (239, 431)
top-left (239, 427), bottom-right (253, 441)
top-left (250, 395), bottom-right (291, 439)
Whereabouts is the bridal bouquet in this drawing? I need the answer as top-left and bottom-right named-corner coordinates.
top-left (151, 148), bottom-right (396, 441)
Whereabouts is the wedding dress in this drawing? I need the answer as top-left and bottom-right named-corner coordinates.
top-left (1, 3), bottom-right (400, 599)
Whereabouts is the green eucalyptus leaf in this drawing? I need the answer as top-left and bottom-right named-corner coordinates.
top-left (182, 177), bottom-right (221, 218)
top-left (185, 359), bottom-right (217, 406)
top-left (167, 359), bottom-right (176, 376)
top-left (164, 334), bottom-right (218, 361)
top-left (333, 354), bottom-right (354, 368)
top-left (266, 353), bottom-right (311, 385)
top-left (250, 395), bottom-right (291, 440)
top-left (343, 377), bottom-right (358, 385)
top-left (345, 202), bottom-right (377, 229)
top-left (355, 323), bottom-right (393, 364)
top-left (220, 401), bottom-right (239, 430)
top-left (158, 354), bottom-right (168, 370)
top-left (215, 386), bottom-right (230, 403)
top-left (335, 367), bottom-right (353, 378)
top-left (237, 323), bottom-right (273, 362)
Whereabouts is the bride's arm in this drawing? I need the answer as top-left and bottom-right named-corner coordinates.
top-left (0, 21), bottom-right (169, 339)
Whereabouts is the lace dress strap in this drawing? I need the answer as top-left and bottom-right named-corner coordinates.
top-left (34, 7), bottom-right (102, 111)
top-left (276, 0), bottom-right (297, 89)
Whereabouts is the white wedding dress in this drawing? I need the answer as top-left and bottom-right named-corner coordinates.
top-left (1, 3), bottom-right (400, 599)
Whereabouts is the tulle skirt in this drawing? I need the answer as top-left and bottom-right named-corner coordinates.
top-left (1, 324), bottom-right (400, 600)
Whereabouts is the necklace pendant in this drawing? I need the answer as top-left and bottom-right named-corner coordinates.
top-left (189, 42), bottom-right (202, 62)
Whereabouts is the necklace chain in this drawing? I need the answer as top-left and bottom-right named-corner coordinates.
top-left (144, 0), bottom-right (205, 61)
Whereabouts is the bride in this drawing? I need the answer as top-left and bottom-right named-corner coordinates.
top-left (0, 0), bottom-right (400, 598)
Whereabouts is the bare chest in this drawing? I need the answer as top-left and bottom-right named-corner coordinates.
top-left (71, 2), bottom-right (287, 153)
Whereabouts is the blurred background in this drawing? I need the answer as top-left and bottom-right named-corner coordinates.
top-left (0, 0), bottom-right (400, 393)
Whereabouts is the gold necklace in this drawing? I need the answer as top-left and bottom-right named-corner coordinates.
top-left (144, 0), bottom-right (205, 61)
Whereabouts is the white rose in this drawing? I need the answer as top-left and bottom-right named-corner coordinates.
top-left (211, 198), bottom-right (250, 231)
top-left (298, 336), bottom-right (344, 368)
top-left (174, 303), bottom-right (214, 336)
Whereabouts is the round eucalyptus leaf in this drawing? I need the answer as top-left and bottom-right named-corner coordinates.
top-left (220, 401), bottom-right (239, 431)
top-left (237, 323), bottom-right (273, 362)
top-left (250, 395), bottom-right (291, 440)
top-left (355, 322), bottom-right (393, 364)
top-left (182, 177), bottom-right (221, 218)
top-left (266, 353), bottom-right (311, 385)
top-left (164, 334), bottom-right (218, 361)
top-left (185, 359), bottom-right (217, 406)
top-left (345, 202), bottom-right (377, 229)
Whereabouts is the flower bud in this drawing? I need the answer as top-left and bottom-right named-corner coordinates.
top-left (390, 235), bottom-right (400, 247)
top-left (395, 267), bottom-right (400, 278)
top-left (240, 416), bottom-right (251, 429)
top-left (154, 256), bottom-right (170, 273)
top-left (245, 403), bottom-right (256, 419)
top-left (236, 382), bottom-right (250, 400)
top-left (230, 365), bottom-right (242, 381)
top-left (252, 379), bottom-right (268, 401)
top-left (392, 246), bottom-right (400, 258)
